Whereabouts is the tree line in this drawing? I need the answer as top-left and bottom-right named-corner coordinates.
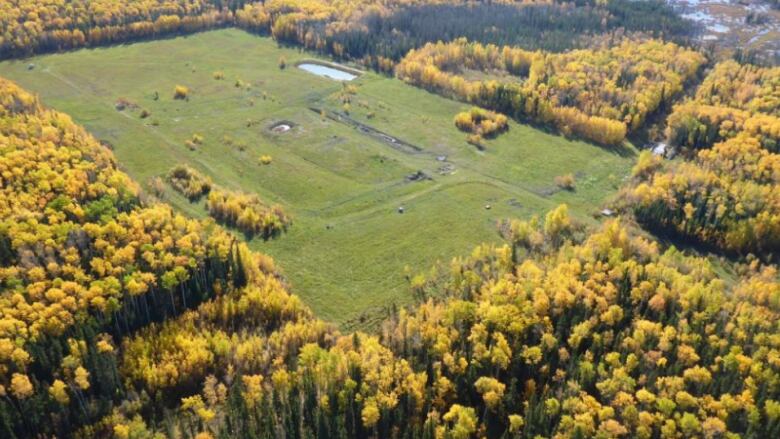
top-left (396, 38), bottom-right (705, 146)
top-left (1, 0), bottom-right (695, 70)
top-left (322, 1), bottom-right (694, 67)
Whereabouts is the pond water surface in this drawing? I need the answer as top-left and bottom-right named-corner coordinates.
top-left (298, 63), bottom-right (357, 81)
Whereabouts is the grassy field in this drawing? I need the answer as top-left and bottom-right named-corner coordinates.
top-left (0, 29), bottom-right (636, 327)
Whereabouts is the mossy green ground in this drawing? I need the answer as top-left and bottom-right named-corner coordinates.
top-left (0, 29), bottom-right (636, 328)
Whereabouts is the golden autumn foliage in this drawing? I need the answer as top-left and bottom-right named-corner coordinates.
top-left (0, 4), bottom-right (778, 439)
top-left (93, 205), bottom-right (780, 439)
top-left (397, 38), bottom-right (704, 145)
top-left (372, 212), bottom-right (780, 438)
top-left (167, 165), bottom-right (212, 201)
top-left (695, 60), bottom-right (780, 117)
top-left (631, 133), bottom-right (780, 254)
top-left (666, 102), bottom-right (780, 151)
top-left (0, 0), bottom-right (513, 63)
top-left (454, 107), bottom-right (508, 138)
top-left (206, 188), bottom-right (290, 239)
top-left (631, 60), bottom-right (780, 255)
top-left (666, 60), bottom-right (780, 152)
top-left (173, 85), bottom-right (190, 100)
top-left (3, 68), bottom-right (780, 438)
top-left (0, 1), bottom-right (233, 59)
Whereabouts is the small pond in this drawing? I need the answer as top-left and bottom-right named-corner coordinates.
top-left (298, 63), bottom-right (358, 81)
top-left (269, 121), bottom-right (293, 134)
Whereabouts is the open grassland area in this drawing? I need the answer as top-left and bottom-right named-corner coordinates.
top-left (0, 29), bottom-right (635, 327)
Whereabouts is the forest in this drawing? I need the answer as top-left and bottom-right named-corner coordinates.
top-left (628, 60), bottom-right (780, 256)
top-left (396, 38), bottom-right (704, 145)
top-left (0, 0), bottom-right (692, 65)
top-left (292, 0), bottom-right (693, 68)
top-left (0, 0), bottom-right (779, 438)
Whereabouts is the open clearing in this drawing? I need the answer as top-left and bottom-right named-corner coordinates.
top-left (0, 29), bottom-right (636, 328)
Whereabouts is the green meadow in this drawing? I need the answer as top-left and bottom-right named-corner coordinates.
top-left (0, 29), bottom-right (636, 327)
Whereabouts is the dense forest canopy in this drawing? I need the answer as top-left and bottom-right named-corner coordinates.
top-left (0, 0), bottom-right (779, 438)
top-left (297, 0), bottom-right (694, 66)
top-left (626, 60), bottom-right (780, 257)
top-left (396, 38), bottom-right (705, 145)
top-left (2, 84), bottom-right (779, 437)
top-left (0, 0), bottom-right (693, 64)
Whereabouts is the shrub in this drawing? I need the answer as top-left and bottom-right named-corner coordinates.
top-left (213, 71), bottom-right (224, 80)
top-left (185, 134), bottom-right (203, 151)
top-left (467, 134), bottom-right (485, 150)
top-left (631, 150), bottom-right (663, 180)
top-left (148, 176), bottom-right (166, 199)
top-left (167, 165), bottom-right (212, 201)
top-left (206, 189), bottom-right (290, 239)
top-left (554, 174), bottom-right (576, 190)
top-left (454, 107), bottom-right (508, 138)
top-left (174, 85), bottom-right (189, 100)
top-left (259, 155), bottom-right (273, 165)
top-left (454, 112), bottom-right (474, 132)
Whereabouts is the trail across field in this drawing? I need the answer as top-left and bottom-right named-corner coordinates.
top-left (0, 29), bottom-right (636, 327)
